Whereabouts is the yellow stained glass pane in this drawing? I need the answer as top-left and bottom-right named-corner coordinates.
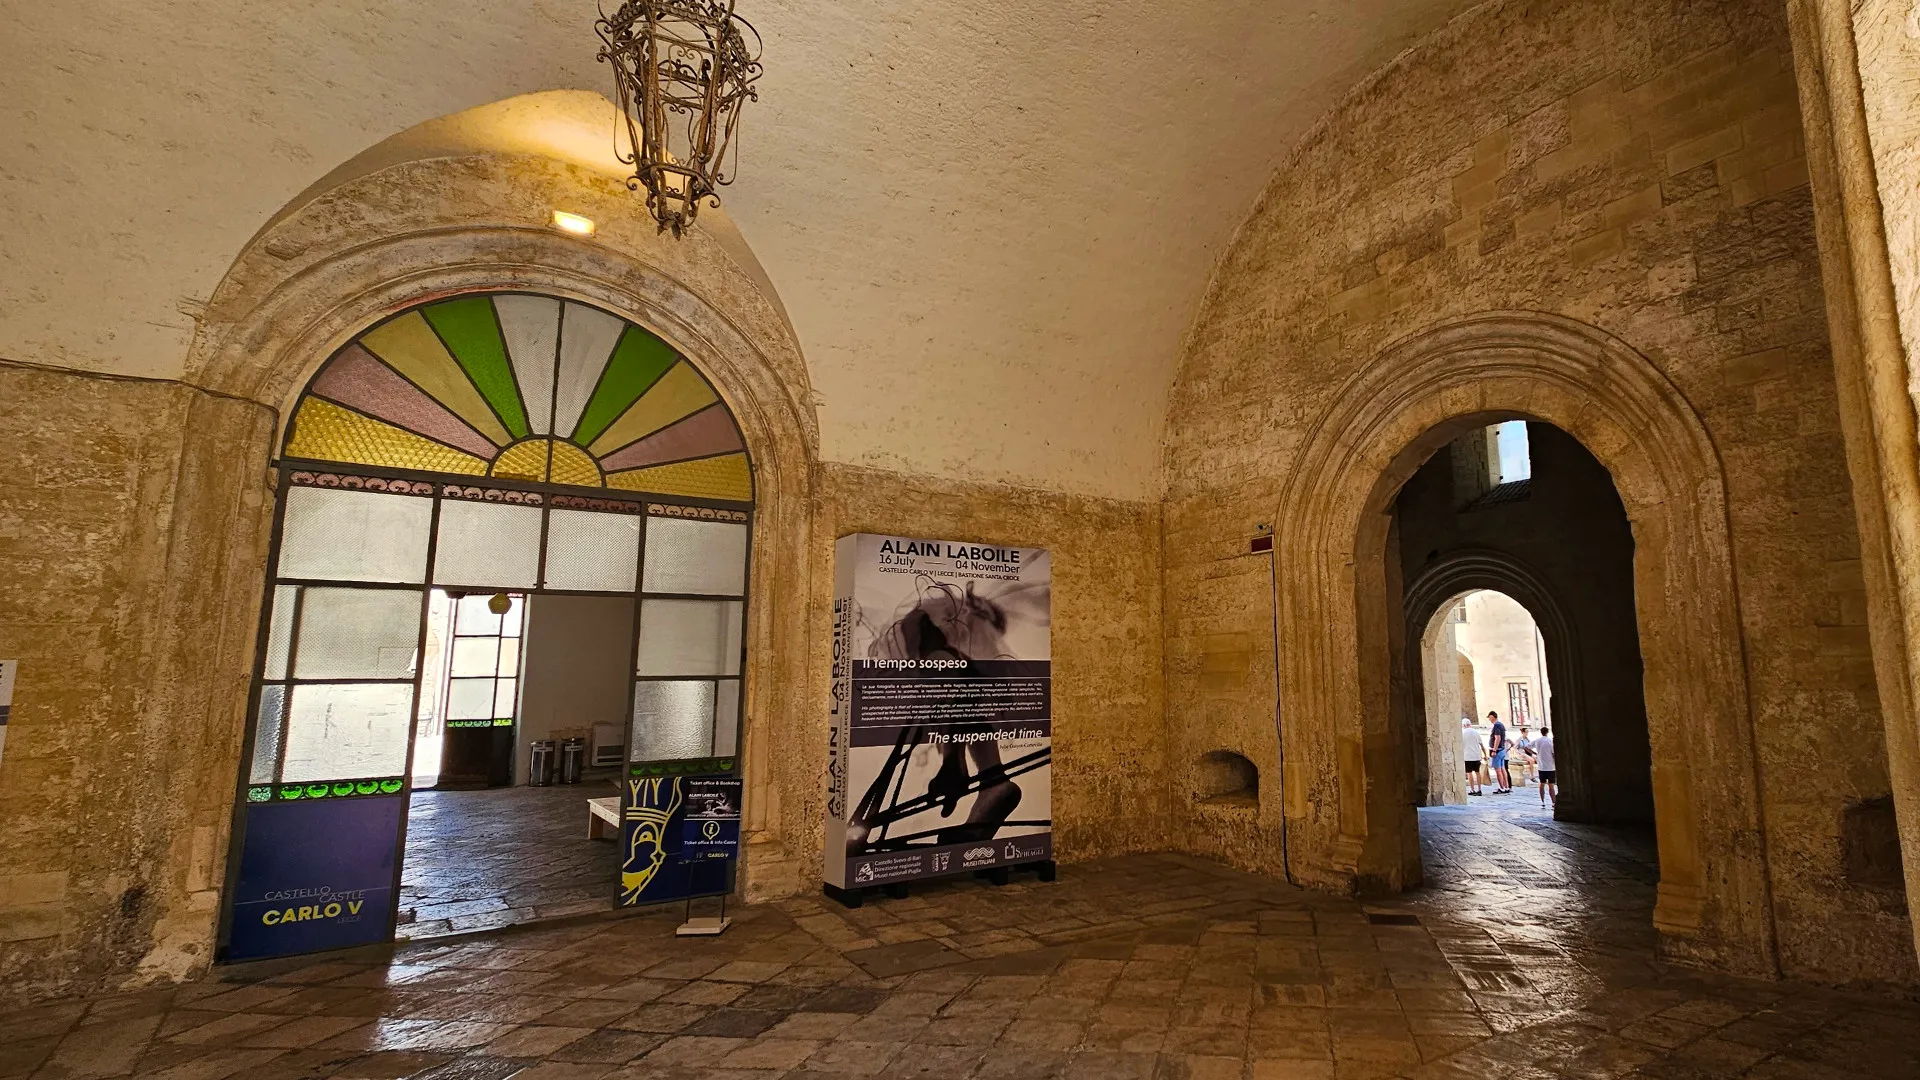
top-left (360, 312), bottom-right (512, 446)
top-left (287, 399), bottom-right (489, 476)
top-left (485, 439), bottom-right (605, 488)
top-left (549, 441), bottom-right (603, 488)
top-left (606, 453), bottom-right (752, 502)
top-left (489, 440), bottom-right (550, 483)
top-left (587, 364), bottom-right (717, 458)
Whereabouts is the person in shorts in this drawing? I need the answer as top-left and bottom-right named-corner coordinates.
top-left (1535, 725), bottom-right (1557, 809)
top-left (1461, 718), bottom-right (1486, 797)
top-left (1486, 711), bottom-right (1511, 793)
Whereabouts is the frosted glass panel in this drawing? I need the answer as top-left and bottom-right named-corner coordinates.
top-left (630, 680), bottom-right (715, 762)
top-left (498, 638), bottom-right (520, 677)
top-left (434, 501), bottom-right (541, 588)
top-left (250, 685), bottom-right (286, 784)
top-left (714, 680), bottom-right (740, 757)
top-left (450, 637), bottom-right (499, 677)
top-left (277, 487), bottom-right (431, 583)
top-left (494, 678), bottom-right (519, 718)
top-left (281, 683), bottom-right (414, 782)
top-left (545, 509), bottom-right (640, 592)
top-left (642, 517), bottom-right (747, 596)
top-left (447, 678), bottom-right (496, 720)
top-left (263, 585), bottom-right (297, 680)
top-left (636, 599), bottom-right (743, 676)
top-left (455, 593), bottom-right (505, 636)
top-left (291, 588), bottom-right (423, 680)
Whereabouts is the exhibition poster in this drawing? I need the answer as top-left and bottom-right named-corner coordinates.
top-left (825, 534), bottom-right (1053, 889)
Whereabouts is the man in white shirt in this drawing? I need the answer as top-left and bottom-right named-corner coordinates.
top-left (1461, 718), bottom-right (1486, 797)
top-left (1534, 726), bottom-right (1557, 808)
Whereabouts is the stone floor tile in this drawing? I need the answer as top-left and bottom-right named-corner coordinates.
top-left (1062, 1049), bottom-right (1159, 1079)
top-left (481, 1027), bottom-right (597, 1058)
top-left (800, 1038), bottom-right (903, 1076)
top-left (236, 1014), bottom-right (367, 1049)
top-left (873, 1042), bottom-right (984, 1079)
top-left (1248, 1059), bottom-right (1334, 1080)
top-left (543, 1029), bottom-right (663, 1064)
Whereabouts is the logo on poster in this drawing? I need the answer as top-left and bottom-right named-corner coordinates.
top-left (854, 864), bottom-right (876, 883)
top-left (963, 846), bottom-right (996, 866)
top-left (1004, 840), bottom-right (1045, 860)
top-left (931, 853), bottom-right (950, 872)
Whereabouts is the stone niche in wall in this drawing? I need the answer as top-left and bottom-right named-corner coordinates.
top-left (1195, 750), bottom-right (1259, 809)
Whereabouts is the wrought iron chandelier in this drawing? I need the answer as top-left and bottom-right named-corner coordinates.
top-left (597, 0), bottom-right (763, 237)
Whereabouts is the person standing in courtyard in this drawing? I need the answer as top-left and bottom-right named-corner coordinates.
top-left (1487, 710), bottom-right (1511, 793)
top-left (1461, 718), bottom-right (1486, 797)
top-left (1535, 725), bottom-right (1557, 809)
top-left (1515, 725), bottom-right (1537, 787)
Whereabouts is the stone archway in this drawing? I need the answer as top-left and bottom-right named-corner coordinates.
top-left (1401, 553), bottom-right (1583, 818)
top-left (130, 152), bottom-right (820, 981)
top-left (1273, 311), bottom-right (1778, 975)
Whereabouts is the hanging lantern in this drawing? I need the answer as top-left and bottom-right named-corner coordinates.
top-left (597, 0), bottom-right (763, 237)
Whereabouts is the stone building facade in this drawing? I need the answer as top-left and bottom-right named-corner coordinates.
top-left (5, 0), bottom-right (1920, 1008)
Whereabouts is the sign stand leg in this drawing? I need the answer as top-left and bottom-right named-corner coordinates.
top-left (676, 868), bottom-right (732, 937)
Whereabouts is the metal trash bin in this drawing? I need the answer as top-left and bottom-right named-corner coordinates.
top-left (559, 737), bottom-right (586, 784)
top-left (528, 740), bottom-right (556, 786)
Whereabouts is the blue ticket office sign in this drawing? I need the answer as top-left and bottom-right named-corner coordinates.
top-left (224, 795), bottom-right (404, 962)
top-left (619, 773), bottom-right (736, 907)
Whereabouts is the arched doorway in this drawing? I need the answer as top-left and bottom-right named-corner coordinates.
top-left (1392, 421), bottom-right (1655, 830)
top-left (218, 291), bottom-right (756, 960)
top-left (1273, 312), bottom-right (1778, 974)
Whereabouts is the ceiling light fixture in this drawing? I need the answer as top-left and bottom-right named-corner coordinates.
top-left (551, 210), bottom-right (598, 236)
top-left (597, 0), bottom-right (763, 238)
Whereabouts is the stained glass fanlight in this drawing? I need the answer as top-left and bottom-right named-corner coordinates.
top-left (285, 293), bottom-right (752, 503)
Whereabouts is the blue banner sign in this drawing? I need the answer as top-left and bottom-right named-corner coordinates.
top-left (619, 776), bottom-right (731, 906)
top-left (225, 795), bottom-right (403, 961)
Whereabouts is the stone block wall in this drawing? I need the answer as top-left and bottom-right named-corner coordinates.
top-left (0, 366), bottom-right (275, 1003)
top-left (1163, 0), bottom-right (1915, 987)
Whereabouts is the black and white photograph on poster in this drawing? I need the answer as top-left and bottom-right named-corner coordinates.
top-left (825, 534), bottom-right (1053, 889)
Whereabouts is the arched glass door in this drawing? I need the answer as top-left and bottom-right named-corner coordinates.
top-left (220, 293), bottom-right (753, 962)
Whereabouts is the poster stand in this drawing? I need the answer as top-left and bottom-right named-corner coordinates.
top-left (676, 885), bottom-right (731, 936)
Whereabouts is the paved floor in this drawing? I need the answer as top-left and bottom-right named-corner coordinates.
top-left (399, 786), bottom-right (622, 941)
top-left (5, 800), bottom-right (1917, 1079)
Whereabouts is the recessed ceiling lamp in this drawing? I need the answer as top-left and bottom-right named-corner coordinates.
top-left (551, 210), bottom-right (597, 236)
top-left (597, 0), bottom-right (763, 238)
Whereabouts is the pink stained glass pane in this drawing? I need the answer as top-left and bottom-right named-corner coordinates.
top-left (595, 405), bottom-right (744, 473)
top-left (311, 344), bottom-right (500, 458)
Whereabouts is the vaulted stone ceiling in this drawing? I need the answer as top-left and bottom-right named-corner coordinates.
top-left (2, 0), bottom-right (1479, 497)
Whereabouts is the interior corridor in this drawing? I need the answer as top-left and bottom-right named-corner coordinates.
top-left (5, 835), bottom-right (1913, 1080)
top-left (398, 786), bottom-right (622, 941)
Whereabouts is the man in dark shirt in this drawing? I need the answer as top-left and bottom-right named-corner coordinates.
top-left (1487, 711), bottom-right (1511, 793)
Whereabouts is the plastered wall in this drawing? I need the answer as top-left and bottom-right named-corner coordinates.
top-left (1163, 0), bottom-right (1915, 987)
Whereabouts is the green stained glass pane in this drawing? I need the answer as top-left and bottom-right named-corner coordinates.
top-left (423, 297), bottom-right (531, 440)
top-left (570, 326), bottom-right (678, 449)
